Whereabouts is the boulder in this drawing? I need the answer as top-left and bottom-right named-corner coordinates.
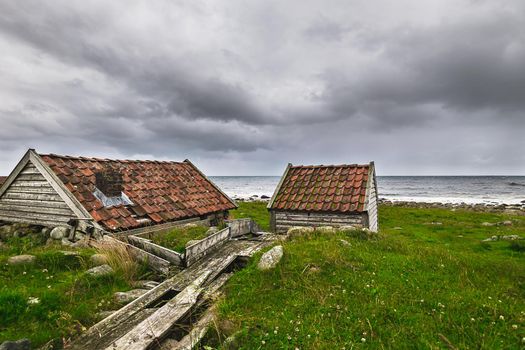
top-left (61, 238), bottom-right (74, 247)
top-left (481, 222), bottom-right (495, 227)
top-left (0, 339), bottom-right (31, 350)
top-left (257, 245), bottom-right (283, 270)
top-left (7, 255), bottom-right (36, 265)
top-left (287, 226), bottom-right (314, 238)
top-left (114, 289), bottom-right (149, 304)
top-left (500, 220), bottom-right (513, 226)
top-left (86, 264), bottom-right (114, 277)
top-left (90, 254), bottom-right (108, 266)
top-left (59, 250), bottom-right (80, 256)
top-left (50, 226), bottom-right (69, 240)
top-left (261, 195), bottom-right (270, 199)
top-left (41, 227), bottom-right (52, 239)
top-left (317, 226), bottom-right (335, 233)
top-left (339, 225), bottom-right (362, 231)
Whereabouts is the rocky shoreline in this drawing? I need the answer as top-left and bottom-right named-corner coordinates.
top-left (231, 195), bottom-right (525, 215)
top-left (378, 198), bottom-right (525, 214)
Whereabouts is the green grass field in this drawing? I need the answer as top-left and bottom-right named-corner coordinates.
top-left (0, 236), bottom-right (135, 347)
top-left (218, 202), bottom-right (525, 349)
top-left (150, 224), bottom-right (210, 253)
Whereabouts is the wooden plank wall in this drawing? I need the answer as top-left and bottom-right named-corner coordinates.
top-left (185, 227), bottom-right (231, 266)
top-left (272, 210), bottom-right (366, 234)
top-left (367, 175), bottom-right (379, 232)
top-left (0, 161), bottom-right (76, 226)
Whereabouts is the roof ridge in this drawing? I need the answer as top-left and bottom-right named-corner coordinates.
top-left (291, 163), bottom-right (369, 169)
top-left (39, 153), bottom-right (185, 164)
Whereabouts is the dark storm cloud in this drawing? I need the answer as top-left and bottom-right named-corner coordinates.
top-left (0, 0), bottom-right (524, 175)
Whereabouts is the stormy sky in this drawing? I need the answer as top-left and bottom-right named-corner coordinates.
top-left (0, 0), bottom-right (524, 176)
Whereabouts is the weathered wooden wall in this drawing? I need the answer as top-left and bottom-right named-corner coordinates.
top-left (185, 227), bottom-right (230, 266)
top-left (228, 218), bottom-right (253, 237)
top-left (0, 161), bottom-right (76, 226)
top-left (367, 175), bottom-right (378, 232)
top-left (271, 210), bottom-right (366, 234)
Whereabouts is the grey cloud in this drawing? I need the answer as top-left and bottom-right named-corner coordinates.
top-left (0, 0), bottom-right (524, 175)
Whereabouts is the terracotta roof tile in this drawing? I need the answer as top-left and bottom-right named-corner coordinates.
top-left (270, 164), bottom-right (371, 213)
top-left (39, 153), bottom-right (236, 232)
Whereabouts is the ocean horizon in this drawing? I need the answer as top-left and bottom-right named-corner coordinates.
top-left (210, 175), bottom-right (525, 205)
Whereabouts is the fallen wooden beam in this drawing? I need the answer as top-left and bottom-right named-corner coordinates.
top-left (174, 308), bottom-right (215, 350)
top-left (127, 235), bottom-right (184, 266)
top-left (106, 271), bottom-right (212, 350)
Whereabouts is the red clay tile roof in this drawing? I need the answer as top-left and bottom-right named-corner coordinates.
top-left (269, 164), bottom-right (372, 213)
top-left (0, 176), bottom-right (7, 186)
top-left (39, 153), bottom-right (236, 231)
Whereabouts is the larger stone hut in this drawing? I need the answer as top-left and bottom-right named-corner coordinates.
top-left (268, 162), bottom-right (378, 233)
top-left (0, 149), bottom-right (237, 233)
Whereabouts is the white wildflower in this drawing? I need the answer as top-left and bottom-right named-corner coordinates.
top-left (512, 324), bottom-right (518, 330)
top-left (261, 340), bottom-right (266, 345)
top-left (499, 315), bottom-right (505, 321)
top-left (361, 338), bottom-right (366, 342)
top-left (27, 297), bottom-right (40, 305)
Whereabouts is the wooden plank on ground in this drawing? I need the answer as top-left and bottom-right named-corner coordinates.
top-left (127, 235), bottom-right (184, 266)
top-left (106, 271), bottom-right (212, 350)
top-left (173, 308), bottom-right (215, 350)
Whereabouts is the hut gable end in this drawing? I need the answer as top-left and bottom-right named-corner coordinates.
top-left (0, 157), bottom-right (77, 227)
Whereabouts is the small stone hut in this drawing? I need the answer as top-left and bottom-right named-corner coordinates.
top-left (268, 162), bottom-right (378, 233)
top-left (0, 149), bottom-right (237, 233)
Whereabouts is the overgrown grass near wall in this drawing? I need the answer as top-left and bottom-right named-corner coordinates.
top-left (229, 201), bottom-right (271, 231)
top-left (150, 225), bottom-right (210, 253)
top-left (216, 203), bottom-right (525, 349)
top-left (0, 237), bottom-right (135, 347)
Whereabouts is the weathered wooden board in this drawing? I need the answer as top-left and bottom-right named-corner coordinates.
top-left (185, 227), bottom-right (230, 266)
top-left (117, 217), bottom-right (209, 237)
top-left (106, 271), bottom-right (211, 350)
top-left (101, 236), bottom-right (170, 275)
top-left (173, 308), bottom-right (215, 350)
top-left (272, 210), bottom-right (366, 233)
top-left (227, 218), bottom-right (252, 238)
top-left (68, 239), bottom-right (272, 350)
top-left (127, 235), bottom-right (184, 266)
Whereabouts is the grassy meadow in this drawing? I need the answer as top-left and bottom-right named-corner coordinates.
top-left (0, 235), bottom-right (141, 347)
top-left (217, 202), bottom-right (525, 349)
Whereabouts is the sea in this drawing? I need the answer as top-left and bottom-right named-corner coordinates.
top-left (210, 176), bottom-right (525, 205)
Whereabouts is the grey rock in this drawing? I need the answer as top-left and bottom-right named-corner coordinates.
top-left (73, 232), bottom-right (86, 241)
top-left (0, 339), bottom-right (31, 350)
top-left (41, 227), bottom-right (51, 238)
top-left (257, 245), bottom-right (283, 270)
top-left (86, 264), bottom-right (114, 277)
top-left (61, 237), bottom-right (74, 246)
top-left (50, 226), bottom-right (69, 240)
top-left (287, 226), bottom-right (314, 238)
top-left (90, 254), bottom-right (108, 266)
top-left (59, 250), bottom-right (80, 256)
top-left (114, 289), bottom-right (149, 304)
top-left (481, 222), bottom-right (495, 227)
top-left (482, 235), bottom-right (523, 242)
top-left (261, 195), bottom-right (270, 199)
top-left (7, 255), bottom-right (36, 265)
top-left (72, 239), bottom-right (91, 249)
top-left (500, 220), bottom-right (513, 226)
